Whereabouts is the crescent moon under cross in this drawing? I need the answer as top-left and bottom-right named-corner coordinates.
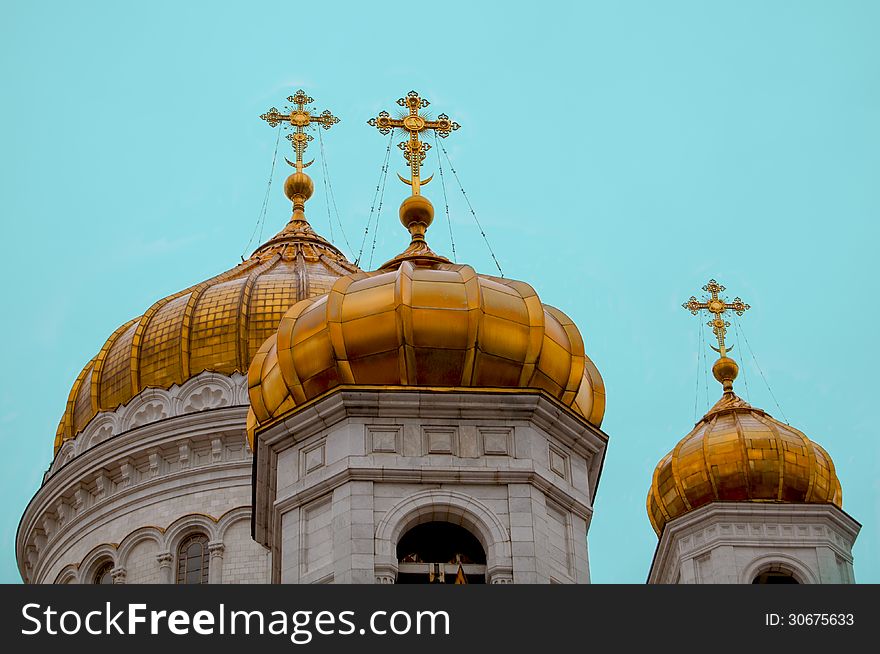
top-left (710, 344), bottom-right (733, 354)
top-left (285, 158), bottom-right (315, 169)
top-left (397, 173), bottom-right (434, 186)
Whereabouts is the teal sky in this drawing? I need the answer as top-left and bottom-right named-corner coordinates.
top-left (1, 0), bottom-right (877, 583)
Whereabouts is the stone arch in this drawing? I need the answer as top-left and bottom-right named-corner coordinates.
top-left (79, 412), bottom-right (119, 453)
top-left (216, 506), bottom-right (252, 541)
top-left (176, 373), bottom-right (238, 415)
top-left (53, 565), bottom-right (79, 585)
top-left (120, 388), bottom-right (172, 431)
top-left (51, 441), bottom-right (76, 475)
top-left (117, 526), bottom-right (165, 568)
top-left (741, 553), bottom-right (817, 585)
top-left (375, 490), bottom-right (513, 584)
top-left (79, 543), bottom-right (118, 584)
top-left (164, 513), bottom-right (218, 553)
top-left (164, 513), bottom-right (218, 585)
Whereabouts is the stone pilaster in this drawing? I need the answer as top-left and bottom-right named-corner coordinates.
top-left (156, 553), bottom-right (173, 584)
top-left (208, 543), bottom-right (225, 584)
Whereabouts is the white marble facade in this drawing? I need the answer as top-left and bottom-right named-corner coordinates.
top-left (648, 502), bottom-right (860, 584)
top-left (251, 389), bottom-right (609, 584)
top-left (17, 372), bottom-right (270, 584)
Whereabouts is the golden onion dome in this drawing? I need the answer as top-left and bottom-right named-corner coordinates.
top-left (55, 171), bottom-right (360, 453)
top-left (646, 357), bottom-right (842, 535)
top-left (246, 256), bottom-right (606, 443)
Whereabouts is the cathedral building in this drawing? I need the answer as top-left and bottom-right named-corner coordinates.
top-left (15, 90), bottom-right (858, 584)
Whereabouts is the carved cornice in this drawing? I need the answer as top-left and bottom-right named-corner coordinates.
top-left (17, 405), bottom-right (251, 583)
top-left (647, 502), bottom-right (862, 584)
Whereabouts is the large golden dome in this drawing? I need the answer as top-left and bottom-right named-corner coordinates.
top-left (647, 378), bottom-right (842, 535)
top-left (247, 257), bottom-right (606, 441)
top-left (248, 90), bottom-right (604, 445)
top-left (55, 200), bottom-right (360, 453)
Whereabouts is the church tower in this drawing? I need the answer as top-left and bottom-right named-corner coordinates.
top-left (247, 91), bottom-right (609, 583)
top-left (646, 280), bottom-right (859, 584)
top-left (17, 91), bottom-right (359, 584)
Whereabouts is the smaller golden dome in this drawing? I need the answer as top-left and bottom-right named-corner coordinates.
top-left (646, 371), bottom-right (843, 535)
top-left (247, 260), bottom-right (606, 443)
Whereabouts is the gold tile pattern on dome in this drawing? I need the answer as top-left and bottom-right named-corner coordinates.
top-left (247, 260), bottom-right (606, 446)
top-left (139, 295), bottom-right (188, 389)
top-left (94, 319), bottom-right (138, 409)
top-left (188, 278), bottom-right (249, 376)
top-left (646, 391), bottom-right (843, 535)
top-left (54, 213), bottom-right (360, 453)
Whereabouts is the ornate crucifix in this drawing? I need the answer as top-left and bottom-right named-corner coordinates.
top-left (683, 279), bottom-right (750, 356)
top-left (368, 90), bottom-right (460, 195)
top-left (260, 90), bottom-right (340, 173)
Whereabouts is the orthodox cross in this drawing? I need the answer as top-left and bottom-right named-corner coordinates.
top-left (260, 90), bottom-right (339, 172)
top-left (368, 90), bottom-right (460, 195)
top-left (683, 279), bottom-right (750, 356)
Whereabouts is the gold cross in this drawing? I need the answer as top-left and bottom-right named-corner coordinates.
top-left (368, 90), bottom-right (460, 195)
top-left (683, 279), bottom-right (750, 356)
top-left (259, 89), bottom-right (339, 172)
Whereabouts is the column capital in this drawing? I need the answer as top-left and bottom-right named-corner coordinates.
top-left (374, 562), bottom-right (398, 585)
top-left (156, 552), bottom-right (173, 568)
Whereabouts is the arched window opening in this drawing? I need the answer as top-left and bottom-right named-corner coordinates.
top-left (176, 533), bottom-right (210, 584)
top-left (753, 570), bottom-right (799, 584)
top-left (396, 521), bottom-right (486, 584)
top-left (93, 561), bottom-right (114, 585)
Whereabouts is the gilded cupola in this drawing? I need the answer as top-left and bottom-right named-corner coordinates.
top-left (246, 91), bottom-right (606, 444)
top-left (646, 280), bottom-right (842, 535)
top-left (55, 91), bottom-right (359, 453)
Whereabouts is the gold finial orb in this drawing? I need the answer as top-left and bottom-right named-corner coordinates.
top-left (399, 194), bottom-right (434, 235)
top-left (712, 356), bottom-right (739, 391)
top-left (284, 171), bottom-right (314, 209)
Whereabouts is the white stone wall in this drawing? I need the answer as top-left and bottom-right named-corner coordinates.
top-left (648, 503), bottom-right (861, 584)
top-left (220, 518), bottom-right (272, 584)
top-left (124, 538), bottom-right (160, 584)
top-left (253, 390), bottom-right (608, 584)
top-left (17, 372), bottom-right (269, 584)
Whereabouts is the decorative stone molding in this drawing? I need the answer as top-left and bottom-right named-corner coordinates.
top-left (111, 567), bottom-right (127, 584)
top-left (208, 543), bottom-right (226, 584)
top-left (156, 553), bottom-right (174, 584)
top-left (17, 402), bottom-right (253, 583)
top-left (648, 502), bottom-right (861, 584)
top-left (47, 371), bottom-right (248, 478)
top-left (374, 562), bottom-right (398, 584)
top-left (488, 567), bottom-right (514, 584)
